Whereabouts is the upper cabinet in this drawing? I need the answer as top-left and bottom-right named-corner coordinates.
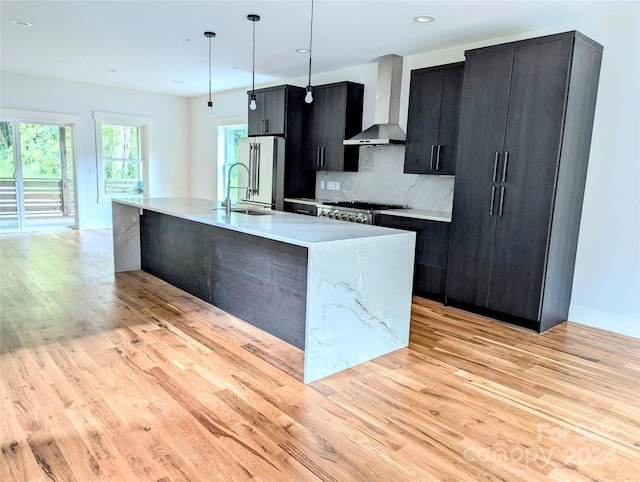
top-left (303, 82), bottom-right (364, 172)
top-left (446, 31), bottom-right (603, 332)
top-left (248, 85), bottom-right (300, 136)
top-left (404, 62), bottom-right (464, 175)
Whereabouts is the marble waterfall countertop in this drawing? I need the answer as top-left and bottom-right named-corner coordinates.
top-left (112, 197), bottom-right (416, 383)
top-left (284, 197), bottom-right (452, 223)
top-left (114, 197), bottom-right (411, 246)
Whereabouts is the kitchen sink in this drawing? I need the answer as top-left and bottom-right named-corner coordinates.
top-left (231, 208), bottom-right (272, 216)
top-left (215, 207), bottom-right (272, 216)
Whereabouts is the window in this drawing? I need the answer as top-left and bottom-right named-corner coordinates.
top-left (94, 112), bottom-right (150, 202)
top-left (216, 123), bottom-right (247, 204)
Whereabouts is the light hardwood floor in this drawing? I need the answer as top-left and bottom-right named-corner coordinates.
top-left (1, 229), bottom-right (638, 481)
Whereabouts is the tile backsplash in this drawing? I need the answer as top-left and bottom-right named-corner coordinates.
top-left (316, 146), bottom-right (454, 212)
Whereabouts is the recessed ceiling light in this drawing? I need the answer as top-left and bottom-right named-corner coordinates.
top-left (173, 80), bottom-right (184, 84)
top-left (106, 69), bottom-right (117, 73)
top-left (413, 15), bottom-right (435, 23)
top-left (185, 38), bottom-right (191, 42)
top-left (231, 66), bottom-right (243, 70)
top-left (11, 19), bottom-right (32, 27)
top-left (296, 48), bottom-right (310, 54)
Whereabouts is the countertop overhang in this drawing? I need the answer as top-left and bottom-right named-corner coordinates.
top-left (114, 197), bottom-right (413, 247)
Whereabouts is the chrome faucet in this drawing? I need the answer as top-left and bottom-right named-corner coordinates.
top-left (224, 162), bottom-right (251, 214)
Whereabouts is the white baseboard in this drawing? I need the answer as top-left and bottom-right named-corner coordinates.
top-left (568, 305), bottom-right (640, 338)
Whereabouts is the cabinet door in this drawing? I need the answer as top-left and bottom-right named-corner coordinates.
top-left (247, 91), bottom-right (266, 136)
top-left (488, 185), bottom-right (554, 319)
top-left (404, 69), bottom-right (443, 174)
top-left (318, 86), bottom-right (348, 171)
top-left (263, 87), bottom-right (285, 135)
top-left (303, 87), bottom-right (327, 170)
top-left (446, 181), bottom-right (498, 306)
top-left (502, 39), bottom-right (573, 188)
top-left (436, 65), bottom-right (464, 175)
top-left (455, 49), bottom-right (513, 184)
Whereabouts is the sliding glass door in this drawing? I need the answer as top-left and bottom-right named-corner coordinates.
top-left (0, 120), bottom-right (76, 232)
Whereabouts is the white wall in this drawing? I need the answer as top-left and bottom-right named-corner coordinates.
top-left (0, 72), bottom-right (191, 229)
top-left (193, 10), bottom-right (639, 337)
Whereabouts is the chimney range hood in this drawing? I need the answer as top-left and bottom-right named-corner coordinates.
top-left (344, 54), bottom-right (406, 146)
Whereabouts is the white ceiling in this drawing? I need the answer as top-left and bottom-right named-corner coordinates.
top-left (1, 1), bottom-right (635, 98)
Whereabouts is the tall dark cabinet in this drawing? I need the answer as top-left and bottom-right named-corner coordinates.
top-left (404, 62), bottom-right (464, 175)
top-left (247, 85), bottom-right (315, 201)
top-left (446, 31), bottom-right (603, 332)
top-left (303, 82), bottom-right (364, 171)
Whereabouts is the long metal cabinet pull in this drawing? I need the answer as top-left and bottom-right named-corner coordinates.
top-left (489, 186), bottom-right (496, 216)
top-left (492, 152), bottom-right (500, 182)
top-left (430, 145), bottom-right (435, 170)
top-left (502, 151), bottom-right (509, 183)
top-left (322, 147), bottom-right (326, 167)
top-left (316, 146), bottom-right (321, 167)
top-left (435, 145), bottom-right (442, 171)
top-left (265, 118), bottom-right (269, 133)
top-left (498, 186), bottom-right (505, 216)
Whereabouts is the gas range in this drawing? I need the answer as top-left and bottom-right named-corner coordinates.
top-left (317, 201), bottom-right (406, 224)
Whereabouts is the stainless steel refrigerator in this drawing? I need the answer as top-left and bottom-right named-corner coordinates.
top-left (236, 136), bottom-right (285, 210)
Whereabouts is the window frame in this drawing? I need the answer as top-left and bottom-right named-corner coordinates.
top-left (94, 111), bottom-right (151, 203)
top-left (216, 122), bottom-right (248, 204)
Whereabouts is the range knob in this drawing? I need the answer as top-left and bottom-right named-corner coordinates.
top-left (357, 216), bottom-right (368, 223)
top-left (319, 210), bottom-right (327, 217)
top-left (340, 212), bottom-right (350, 220)
top-left (347, 214), bottom-right (356, 222)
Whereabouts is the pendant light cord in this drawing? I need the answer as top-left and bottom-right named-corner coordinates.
top-left (252, 18), bottom-right (256, 94)
top-left (208, 36), bottom-right (212, 104)
top-left (308, 0), bottom-right (314, 86)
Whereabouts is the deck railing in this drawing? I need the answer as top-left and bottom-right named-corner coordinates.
top-left (0, 178), bottom-right (75, 218)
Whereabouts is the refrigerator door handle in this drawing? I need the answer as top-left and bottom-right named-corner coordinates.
top-left (253, 144), bottom-right (261, 196)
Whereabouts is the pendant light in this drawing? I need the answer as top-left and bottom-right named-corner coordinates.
top-left (304, 0), bottom-right (314, 103)
top-left (204, 31), bottom-right (216, 115)
top-left (248, 14), bottom-right (260, 111)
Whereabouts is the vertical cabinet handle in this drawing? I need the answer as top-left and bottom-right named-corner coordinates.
top-left (489, 186), bottom-right (496, 216)
top-left (492, 152), bottom-right (500, 182)
top-left (321, 147), bottom-right (326, 167)
top-left (435, 145), bottom-right (442, 171)
top-left (502, 151), bottom-right (509, 183)
top-left (498, 186), bottom-right (505, 216)
top-left (316, 146), bottom-right (321, 167)
top-left (265, 118), bottom-right (269, 133)
top-left (261, 119), bottom-right (264, 134)
top-left (430, 145), bottom-right (435, 170)
top-left (248, 144), bottom-right (254, 196)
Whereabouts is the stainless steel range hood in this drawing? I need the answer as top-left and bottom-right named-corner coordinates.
top-left (344, 54), bottom-right (406, 146)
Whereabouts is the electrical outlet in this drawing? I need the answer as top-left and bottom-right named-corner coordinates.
top-left (327, 181), bottom-right (335, 190)
top-left (320, 180), bottom-right (325, 189)
top-left (335, 181), bottom-right (340, 190)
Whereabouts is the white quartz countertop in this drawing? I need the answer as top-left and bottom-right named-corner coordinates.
top-left (114, 198), bottom-right (410, 248)
top-left (283, 198), bottom-right (452, 223)
top-left (377, 208), bottom-right (452, 223)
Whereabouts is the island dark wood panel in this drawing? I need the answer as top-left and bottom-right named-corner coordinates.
top-left (140, 210), bottom-right (308, 349)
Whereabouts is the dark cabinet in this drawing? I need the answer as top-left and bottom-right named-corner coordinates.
top-left (404, 62), bottom-right (464, 175)
top-left (375, 214), bottom-right (451, 299)
top-left (303, 82), bottom-right (364, 171)
top-left (247, 86), bottom-right (287, 136)
top-left (283, 201), bottom-right (317, 216)
top-left (247, 85), bottom-right (316, 201)
top-left (446, 31), bottom-right (603, 332)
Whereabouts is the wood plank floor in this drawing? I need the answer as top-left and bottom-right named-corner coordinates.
top-left (1, 229), bottom-right (638, 481)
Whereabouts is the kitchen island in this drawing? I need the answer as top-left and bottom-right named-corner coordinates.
top-left (112, 198), bottom-right (415, 383)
